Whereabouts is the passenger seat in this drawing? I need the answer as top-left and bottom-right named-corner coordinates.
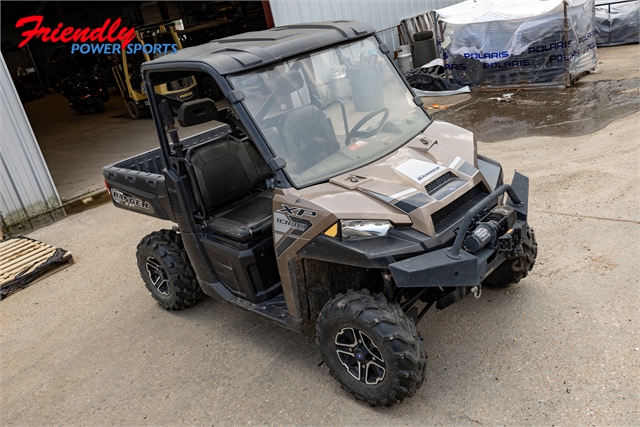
top-left (186, 137), bottom-right (273, 243)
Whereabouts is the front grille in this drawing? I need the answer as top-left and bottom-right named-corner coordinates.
top-left (431, 185), bottom-right (487, 232)
top-left (425, 172), bottom-right (453, 194)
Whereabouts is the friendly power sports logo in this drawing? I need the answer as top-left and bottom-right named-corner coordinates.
top-left (15, 15), bottom-right (178, 55)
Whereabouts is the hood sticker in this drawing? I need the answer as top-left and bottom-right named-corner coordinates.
top-left (394, 192), bottom-right (433, 213)
top-left (448, 156), bottom-right (462, 169)
top-left (365, 187), bottom-right (418, 204)
top-left (394, 159), bottom-right (446, 184)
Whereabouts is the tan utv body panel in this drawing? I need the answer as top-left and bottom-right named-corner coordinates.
top-left (272, 120), bottom-right (488, 319)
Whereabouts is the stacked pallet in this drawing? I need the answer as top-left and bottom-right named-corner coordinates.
top-left (0, 237), bottom-right (73, 299)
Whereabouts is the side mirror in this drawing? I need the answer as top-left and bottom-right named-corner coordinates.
top-left (177, 98), bottom-right (219, 127)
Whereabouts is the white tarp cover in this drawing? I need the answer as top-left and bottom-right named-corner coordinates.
top-left (595, 0), bottom-right (640, 46)
top-left (436, 0), bottom-right (597, 87)
top-left (436, 0), bottom-right (566, 23)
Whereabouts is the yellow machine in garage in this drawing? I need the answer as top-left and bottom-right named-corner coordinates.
top-left (112, 21), bottom-right (198, 119)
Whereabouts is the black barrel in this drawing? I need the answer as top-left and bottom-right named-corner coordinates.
top-left (413, 30), bottom-right (437, 68)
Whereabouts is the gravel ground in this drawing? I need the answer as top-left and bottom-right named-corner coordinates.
top-left (2, 111), bottom-right (637, 426)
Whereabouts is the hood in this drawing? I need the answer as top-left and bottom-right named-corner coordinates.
top-left (324, 124), bottom-right (488, 236)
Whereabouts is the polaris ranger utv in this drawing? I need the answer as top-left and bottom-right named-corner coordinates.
top-left (103, 21), bottom-right (537, 405)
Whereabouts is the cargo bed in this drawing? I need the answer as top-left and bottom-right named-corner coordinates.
top-left (103, 147), bottom-right (175, 221)
top-left (102, 124), bottom-right (233, 221)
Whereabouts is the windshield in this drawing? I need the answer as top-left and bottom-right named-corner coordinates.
top-left (228, 36), bottom-right (432, 187)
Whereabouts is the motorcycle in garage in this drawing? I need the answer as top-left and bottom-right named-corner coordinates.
top-left (59, 73), bottom-right (110, 114)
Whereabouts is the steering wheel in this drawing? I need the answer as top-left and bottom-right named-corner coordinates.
top-left (345, 107), bottom-right (389, 145)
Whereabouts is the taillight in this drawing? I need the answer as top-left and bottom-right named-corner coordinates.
top-left (104, 180), bottom-right (110, 194)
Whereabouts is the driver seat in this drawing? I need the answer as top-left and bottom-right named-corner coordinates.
top-left (277, 104), bottom-right (339, 172)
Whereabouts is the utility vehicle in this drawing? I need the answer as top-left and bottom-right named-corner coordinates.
top-left (103, 21), bottom-right (537, 405)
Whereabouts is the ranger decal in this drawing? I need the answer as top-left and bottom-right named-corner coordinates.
top-left (112, 189), bottom-right (152, 211)
top-left (394, 158), bottom-right (445, 184)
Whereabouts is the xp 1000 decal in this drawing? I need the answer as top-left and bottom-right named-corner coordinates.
top-left (273, 205), bottom-right (317, 257)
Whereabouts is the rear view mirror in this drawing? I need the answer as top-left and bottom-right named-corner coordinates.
top-left (273, 70), bottom-right (304, 97)
top-left (177, 99), bottom-right (219, 127)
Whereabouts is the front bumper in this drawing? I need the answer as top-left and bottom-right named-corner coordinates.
top-left (388, 171), bottom-right (529, 289)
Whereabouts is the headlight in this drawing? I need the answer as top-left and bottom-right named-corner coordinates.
top-left (340, 220), bottom-right (392, 241)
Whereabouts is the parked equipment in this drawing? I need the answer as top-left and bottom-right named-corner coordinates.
top-left (60, 72), bottom-right (109, 114)
top-left (112, 21), bottom-right (198, 119)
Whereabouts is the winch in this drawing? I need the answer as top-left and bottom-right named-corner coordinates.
top-left (464, 206), bottom-right (517, 253)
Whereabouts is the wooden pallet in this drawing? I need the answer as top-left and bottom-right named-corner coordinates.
top-left (399, 12), bottom-right (438, 47)
top-left (0, 237), bottom-right (73, 299)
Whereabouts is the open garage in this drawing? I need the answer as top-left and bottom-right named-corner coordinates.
top-left (1, 1), bottom-right (269, 232)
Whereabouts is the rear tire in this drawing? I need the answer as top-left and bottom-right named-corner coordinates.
top-left (93, 103), bottom-right (105, 113)
top-left (316, 289), bottom-right (426, 406)
top-left (483, 226), bottom-right (538, 288)
top-left (136, 230), bottom-right (203, 310)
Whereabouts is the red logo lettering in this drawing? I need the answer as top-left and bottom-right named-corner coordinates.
top-left (15, 15), bottom-right (136, 48)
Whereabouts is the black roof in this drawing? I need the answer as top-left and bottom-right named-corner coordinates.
top-left (143, 20), bottom-right (375, 76)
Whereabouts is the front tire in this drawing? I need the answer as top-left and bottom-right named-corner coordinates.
top-left (483, 226), bottom-right (538, 288)
top-left (136, 230), bottom-right (203, 310)
top-left (316, 290), bottom-right (426, 406)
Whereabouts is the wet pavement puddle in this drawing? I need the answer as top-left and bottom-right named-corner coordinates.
top-left (433, 78), bottom-right (640, 142)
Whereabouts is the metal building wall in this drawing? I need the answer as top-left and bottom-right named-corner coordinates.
top-left (0, 53), bottom-right (64, 235)
top-left (269, 0), bottom-right (464, 52)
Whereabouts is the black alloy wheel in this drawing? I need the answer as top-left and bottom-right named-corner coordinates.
top-left (135, 230), bottom-right (203, 310)
top-left (316, 289), bottom-right (426, 406)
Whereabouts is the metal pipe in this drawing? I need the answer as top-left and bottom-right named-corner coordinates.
top-left (382, 270), bottom-right (394, 301)
top-left (448, 184), bottom-right (522, 258)
top-left (321, 98), bottom-right (349, 137)
top-left (416, 300), bottom-right (435, 323)
top-left (438, 20), bottom-right (447, 73)
top-left (563, 0), bottom-right (571, 87)
top-left (25, 44), bottom-right (45, 91)
top-left (401, 288), bottom-right (428, 312)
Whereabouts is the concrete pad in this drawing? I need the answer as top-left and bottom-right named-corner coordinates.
top-left (23, 91), bottom-right (159, 201)
top-left (580, 44), bottom-right (640, 82)
top-left (1, 111), bottom-right (637, 425)
top-left (23, 91), bottom-right (232, 202)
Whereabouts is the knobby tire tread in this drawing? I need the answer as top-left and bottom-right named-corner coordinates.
top-left (316, 289), bottom-right (426, 406)
top-left (136, 229), bottom-right (202, 310)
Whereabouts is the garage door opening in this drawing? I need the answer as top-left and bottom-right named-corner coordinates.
top-left (1, 1), bottom-right (269, 234)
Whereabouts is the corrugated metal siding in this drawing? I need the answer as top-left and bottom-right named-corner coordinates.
top-left (0, 53), bottom-right (63, 233)
top-left (270, 0), bottom-right (464, 52)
